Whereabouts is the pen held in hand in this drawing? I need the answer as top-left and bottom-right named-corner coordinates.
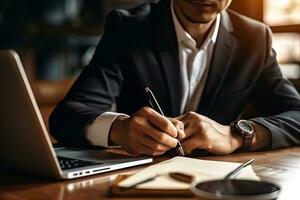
top-left (145, 86), bottom-right (185, 156)
top-left (175, 141), bottom-right (185, 157)
top-left (145, 87), bottom-right (165, 116)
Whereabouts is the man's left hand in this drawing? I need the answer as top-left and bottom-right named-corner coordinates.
top-left (176, 112), bottom-right (243, 155)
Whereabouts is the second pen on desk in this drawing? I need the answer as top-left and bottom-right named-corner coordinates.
top-left (145, 86), bottom-right (185, 156)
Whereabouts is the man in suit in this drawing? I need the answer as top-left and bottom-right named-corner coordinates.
top-left (50, 0), bottom-right (300, 156)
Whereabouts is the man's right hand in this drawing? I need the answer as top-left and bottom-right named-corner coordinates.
top-left (109, 107), bottom-right (185, 156)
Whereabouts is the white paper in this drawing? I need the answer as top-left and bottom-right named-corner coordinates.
top-left (119, 156), bottom-right (260, 190)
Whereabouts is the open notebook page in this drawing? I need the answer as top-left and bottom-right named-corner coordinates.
top-left (119, 156), bottom-right (260, 190)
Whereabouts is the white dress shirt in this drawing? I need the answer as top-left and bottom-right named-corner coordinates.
top-left (171, 0), bottom-right (220, 113)
top-left (85, 0), bottom-right (221, 147)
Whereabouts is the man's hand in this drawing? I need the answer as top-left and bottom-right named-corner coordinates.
top-left (109, 107), bottom-right (185, 156)
top-left (177, 112), bottom-right (243, 155)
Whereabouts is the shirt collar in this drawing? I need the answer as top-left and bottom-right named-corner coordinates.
top-left (171, 0), bottom-right (221, 50)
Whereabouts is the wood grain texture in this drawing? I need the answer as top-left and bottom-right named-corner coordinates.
top-left (1, 147), bottom-right (300, 200)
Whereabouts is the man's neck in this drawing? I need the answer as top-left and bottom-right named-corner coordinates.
top-left (174, 4), bottom-right (216, 48)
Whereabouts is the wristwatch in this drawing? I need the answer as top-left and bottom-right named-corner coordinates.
top-left (231, 120), bottom-right (254, 151)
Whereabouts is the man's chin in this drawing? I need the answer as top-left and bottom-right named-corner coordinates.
top-left (185, 15), bottom-right (216, 24)
top-left (181, 7), bottom-right (218, 24)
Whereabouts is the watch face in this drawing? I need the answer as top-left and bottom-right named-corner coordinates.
top-left (238, 120), bottom-right (253, 134)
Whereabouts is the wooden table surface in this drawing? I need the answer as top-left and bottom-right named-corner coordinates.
top-left (1, 147), bottom-right (300, 200)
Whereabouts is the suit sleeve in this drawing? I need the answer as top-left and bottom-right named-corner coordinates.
top-left (250, 26), bottom-right (300, 149)
top-left (49, 11), bottom-right (124, 146)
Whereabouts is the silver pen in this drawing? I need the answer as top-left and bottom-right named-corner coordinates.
top-left (145, 87), bottom-right (185, 156)
top-left (224, 158), bottom-right (255, 180)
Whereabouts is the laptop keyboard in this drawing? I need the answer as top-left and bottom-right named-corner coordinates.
top-left (57, 156), bottom-right (101, 170)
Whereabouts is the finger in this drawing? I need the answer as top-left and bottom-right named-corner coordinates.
top-left (196, 114), bottom-right (212, 122)
top-left (184, 112), bottom-right (211, 129)
top-left (174, 114), bottom-right (194, 130)
top-left (175, 112), bottom-right (193, 120)
top-left (134, 131), bottom-right (170, 152)
top-left (178, 119), bottom-right (198, 139)
top-left (132, 141), bottom-right (166, 156)
top-left (175, 112), bottom-right (191, 119)
top-left (139, 107), bottom-right (178, 138)
top-left (181, 116), bottom-right (207, 139)
top-left (175, 115), bottom-right (184, 120)
top-left (168, 118), bottom-right (185, 139)
top-left (134, 120), bottom-right (178, 148)
top-left (181, 128), bottom-right (194, 140)
top-left (181, 135), bottom-right (204, 154)
top-left (184, 111), bottom-right (201, 120)
top-left (177, 127), bottom-right (185, 139)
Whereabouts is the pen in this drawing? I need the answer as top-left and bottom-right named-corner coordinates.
top-left (121, 159), bottom-right (255, 191)
top-left (169, 172), bottom-right (194, 183)
top-left (224, 158), bottom-right (254, 180)
top-left (145, 86), bottom-right (185, 156)
top-left (169, 159), bottom-right (255, 184)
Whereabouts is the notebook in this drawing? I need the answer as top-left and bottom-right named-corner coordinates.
top-left (110, 156), bottom-right (260, 196)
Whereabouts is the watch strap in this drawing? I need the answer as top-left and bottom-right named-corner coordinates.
top-left (231, 120), bottom-right (254, 151)
top-left (242, 132), bottom-right (253, 151)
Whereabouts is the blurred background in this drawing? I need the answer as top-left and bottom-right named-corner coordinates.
top-left (0, 0), bottom-right (299, 132)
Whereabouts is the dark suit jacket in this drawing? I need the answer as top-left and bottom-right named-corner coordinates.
top-left (50, 0), bottom-right (300, 149)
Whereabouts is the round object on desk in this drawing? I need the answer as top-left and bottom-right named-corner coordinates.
top-left (190, 179), bottom-right (280, 200)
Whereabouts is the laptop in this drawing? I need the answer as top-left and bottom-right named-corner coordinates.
top-left (0, 50), bottom-right (152, 179)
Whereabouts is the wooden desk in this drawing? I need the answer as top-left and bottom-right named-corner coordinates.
top-left (1, 147), bottom-right (300, 200)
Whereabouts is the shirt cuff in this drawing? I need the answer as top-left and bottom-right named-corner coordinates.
top-left (85, 112), bottom-right (129, 148)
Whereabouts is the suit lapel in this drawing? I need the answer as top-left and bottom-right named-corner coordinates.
top-left (154, 0), bottom-right (181, 116)
top-left (153, 2), bottom-right (237, 117)
top-left (198, 11), bottom-right (237, 115)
